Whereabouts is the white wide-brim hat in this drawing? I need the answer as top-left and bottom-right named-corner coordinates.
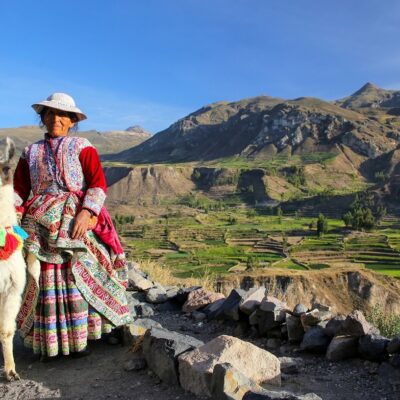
top-left (32, 92), bottom-right (87, 121)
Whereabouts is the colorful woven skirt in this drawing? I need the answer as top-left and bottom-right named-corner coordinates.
top-left (24, 261), bottom-right (113, 357)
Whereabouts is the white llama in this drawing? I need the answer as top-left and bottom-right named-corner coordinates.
top-left (0, 137), bottom-right (26, 381)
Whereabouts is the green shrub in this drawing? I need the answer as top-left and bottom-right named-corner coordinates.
top-left (366, 306), bottom-right (400, 338)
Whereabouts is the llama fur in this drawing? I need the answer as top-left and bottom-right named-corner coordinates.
top-left (0, 139), bottom-right (28, 381)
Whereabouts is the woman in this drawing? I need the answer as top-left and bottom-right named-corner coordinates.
top-left (14, 92), bottom-right (131, 360)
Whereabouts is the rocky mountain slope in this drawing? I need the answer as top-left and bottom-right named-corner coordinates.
top-left (335, 82), bottom-right (400, 110)
top-left (101, 84), bottom-right (400, 208)
top-left (0, 125), bottom-right (151, 156)
top-left (106, 84), bottom-right (400, 164)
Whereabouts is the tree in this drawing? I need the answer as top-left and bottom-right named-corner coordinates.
top-left (276, 206), bottom-right (283, 224)
top-left (342, 212), bottom-right (352, 228)
top-left (317, 214), bottom-right (328, 236)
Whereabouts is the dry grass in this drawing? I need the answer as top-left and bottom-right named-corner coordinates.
top-left (136, 258), bottom-right (216, 291)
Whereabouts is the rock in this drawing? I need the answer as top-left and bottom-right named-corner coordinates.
top-left (358, 334), bottom-right (389, 362)
top-left (192, 311), bottom-right (207, 322)
top-left (286, 315), bottom-right (304, 343)
top-left (123, 357), bottom-right (147, 371)
top-left (165, 286), bottom-right (180, 300)
top-left (175, 286), bottom-right (202, 304)
top-left (146, 285), bottom-right (168, 304)
top-left (178, 335), bottom-right (281, 396)
top-left (127, 270), bottom-right (153, 291)
top-left (292, 304), bottom-right (308, 317)
top-left (242, 390), bottom-right (322, 399)
top-left (220, 289), bottom-right (248, 321)
top-left (249, 310), bottom-right (259, 326)
top-left (259, 297), bottom-right (287, 314)
top-left (300, 309), bottom-right (332, 330)
top-left (388, 335), bottom-right (400, 354)
top-left (311, 302), bottom-right (332, 312)
top-left (323, 315), bottom-right (346, 337)
top-left (239, 287), bottom-right (266, 315)
top-left (204, 298), bottom-right (226, 320)
top-left (182, 288), bottom-right (225, 312)
top-left (279, 357), bottom-right (303, 375)
top-left (143, 327), bottom-right (204, 385)
top-left (210, 363), bottom-right (262, 400)
top-left (135, 303), bottom-right (155, 317)
top-left (326, 335), bottom-right (358, 361)
top-left (123, 318), bottom-right (162, 345)
top-left (257, 297), bottom-right (287, 335)
top-left (300, 326), bottom-right (331, 354)
top-left (340, 310), bottom-right (378, 337)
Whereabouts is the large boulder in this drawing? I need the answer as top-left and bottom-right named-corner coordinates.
top-left (204, 298), bottom-right (226, 320)
top-left (127, 269), bottom-right (153, 291)
top-left (211, 363), bottom-right (320, 400)
top-left (324, 315), bottom-right (346, 337)
top-left (257, 297), bottom-right (287, 335)
top-left (178, 335), bottom-right (281, 396)
top-left (123, 318), bottom-right (162, 345)
top-left (292, 304), bottom-right (308, 317)
top-left (286, 315), bottom-right (305, 343)
top-left (300, 327), bottom-right (331, 354)
top-left (146, 284), bottom-right (168, 304)
top-left (210, 363), bottom-right (263, 400)
top-left (239, 287), bottom-right (267, 315)
top-left (326, 336), bottom-right (358, 361)
top-left (358, 334), bottom-right (390, 362)
top-left (339, 310), bottom-right (378, 336)
top-left (220, 289), bottom-right (249, 321)
top-left (242, 391), bottom-right (322, 399)
top-left (300, 309), bottom-right (332, 331)
top-left (182, 288), bottom-right (225, 312)
top-left (175, 286), bottom-right (202, 304)
top-left (143, 327), bottom-right (204, 385)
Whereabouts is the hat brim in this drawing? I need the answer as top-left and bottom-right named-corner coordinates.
top-left (32, 102), bottom-right (87, 122)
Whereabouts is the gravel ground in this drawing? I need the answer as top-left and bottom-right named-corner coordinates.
top-left (1, 309), bottom-right (399, 400)
top-left (0, 337), bottom-right (205, 400)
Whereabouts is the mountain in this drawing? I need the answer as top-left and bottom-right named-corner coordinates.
top-left (335, 82), bottom-right (400, 110)
top-left (0, 125), bottom-right (150, 156)
top-left (105, 91), bottom-right (399, 163)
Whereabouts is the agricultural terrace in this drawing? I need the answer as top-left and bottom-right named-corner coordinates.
top-left (118, 208), bottom-right (400, 279)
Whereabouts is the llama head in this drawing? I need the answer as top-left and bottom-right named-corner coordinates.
top-left (0, 137), bottom-right (16, 187)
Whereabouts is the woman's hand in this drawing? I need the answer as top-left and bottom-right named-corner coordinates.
top-left (72, 209), bottom-right (92, 240)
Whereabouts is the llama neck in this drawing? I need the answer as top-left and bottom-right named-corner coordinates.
top-left (0, 185), bottom-right (17, 227)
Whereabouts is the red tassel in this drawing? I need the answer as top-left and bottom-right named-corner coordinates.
top-left (0, 233), bottom-right (19, 260)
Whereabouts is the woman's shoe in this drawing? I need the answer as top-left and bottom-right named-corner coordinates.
top-left (70, 348), bottom-right (92, 358)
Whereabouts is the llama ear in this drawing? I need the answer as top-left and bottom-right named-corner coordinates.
top-left (5, 137), bottom-right (15, 162)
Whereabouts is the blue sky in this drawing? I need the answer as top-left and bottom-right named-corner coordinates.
top-left (0, 0), bottom-right (399, 133)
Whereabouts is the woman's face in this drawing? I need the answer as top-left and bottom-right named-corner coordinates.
top-left (43, 108), bottom-right (75, 137)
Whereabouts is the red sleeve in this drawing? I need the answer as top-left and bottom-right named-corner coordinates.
top-left (79, 146), bottom-right (107, 193)
top-left (13, 157), bottom-right (31, 205)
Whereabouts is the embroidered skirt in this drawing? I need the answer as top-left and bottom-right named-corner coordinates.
top-left (17, 192), bottom-right (132, 343)
top-left (24, 261), bottom-right (113, 357)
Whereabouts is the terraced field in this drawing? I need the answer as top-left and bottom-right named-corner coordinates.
top-left (119, 208), bottom-right (400, 279)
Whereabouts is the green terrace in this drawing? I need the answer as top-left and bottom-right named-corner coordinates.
top-left (119, 208), bottom-right (400, 279)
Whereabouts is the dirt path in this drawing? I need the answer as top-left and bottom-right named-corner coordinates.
top-left (0, 338), bottom-right (203, 400)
